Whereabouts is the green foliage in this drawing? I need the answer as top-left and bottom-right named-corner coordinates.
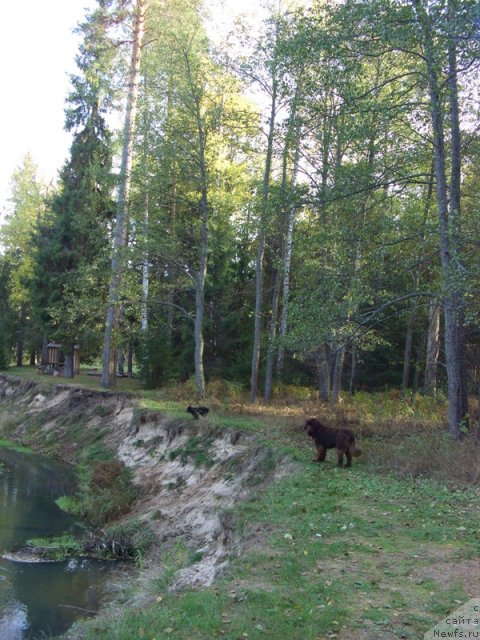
top-left (0, 156), bottom-right (47, 363)
top-left (55, 495), bottom-right (77, 513)
top-left (2, 0), bottom-right (480, 404)
top-left (139, 328), bottom-right (174, 389)
top-left (28, 4), bottom-right (115, 353)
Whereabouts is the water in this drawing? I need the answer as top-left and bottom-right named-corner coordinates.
top-left (0, 446), bottom-right (115, 639)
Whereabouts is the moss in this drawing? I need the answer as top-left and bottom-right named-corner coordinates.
top-left (168, 435), bottom-right (216, 467)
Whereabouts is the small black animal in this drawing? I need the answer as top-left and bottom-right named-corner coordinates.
top-left (304, 417), bottom-right (362, 468)
top-left (187, 405), bottom-right (210, 420)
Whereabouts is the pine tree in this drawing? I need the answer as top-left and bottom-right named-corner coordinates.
top-left (30, 2), bottom-right (115, 371)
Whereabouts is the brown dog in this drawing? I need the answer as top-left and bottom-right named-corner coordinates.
top-left (304, 418), bottom-right (362, 468)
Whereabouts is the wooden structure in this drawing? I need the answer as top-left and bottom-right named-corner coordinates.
top-left (37, 342), bottom-right (80, 376)
top-left (46, 342), bottom-right (63, 368)
top-left (37, 342), bottom-right (64, 375)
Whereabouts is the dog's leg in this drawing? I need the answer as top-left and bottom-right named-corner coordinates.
top-left (316, 444), bottom-right (326, 462)
top-left (337, 448), bottom-right (345, 467)
top-left (345, 449), bottom-right (352, 467)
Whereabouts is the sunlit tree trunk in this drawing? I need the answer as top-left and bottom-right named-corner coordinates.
top-left (275, 193), bottom-right (296, 376)
top-left (194, 155), bottom-right (208, 400)
top-left (140, 121), bottom-right (150, 334)
top-left (183, 51), bottom-right (209, 399)
top-left (102, 0), bottom-right (146, 388)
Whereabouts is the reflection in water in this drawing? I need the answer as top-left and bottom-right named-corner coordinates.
top-left (0, 446), bottom-right (115, 639)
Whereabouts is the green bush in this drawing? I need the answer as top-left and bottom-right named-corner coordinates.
top-left (101, 521), bottom-right (154, 560)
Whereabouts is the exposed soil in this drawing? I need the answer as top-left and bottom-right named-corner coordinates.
top-left (0, 375), bottom-right (293, 589)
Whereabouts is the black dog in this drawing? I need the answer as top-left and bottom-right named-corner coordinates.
top-left (304, 418), bottom-right (362, 467)
top-left (186, 405), bottom-right (209, 420)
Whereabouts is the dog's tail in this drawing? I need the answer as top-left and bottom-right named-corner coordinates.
top-left (350, 445), bottom-right (362, 457)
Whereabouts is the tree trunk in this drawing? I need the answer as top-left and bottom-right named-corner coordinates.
top-left (194, 180), bottom-right (208, 399)
top-left (424, 301), bottom-right (440, 395)
top-left (166, 184), bottom-right (177, 347)
top-left (349, 345), bottom-right (356, 395)
top-left (140, 195), bottom-right (149, 333)
top-left (275, 197), bottom-right (296, 376)
top-left (446, 0), bottom-right (468, 423)
top-left (265, 103), bottom-right (301, 401)
top-left (250, 81), bottom-right (277, 402)
top-left (412, 338), bottom-right (423, 396)
top-left (64, 348), bottom-right (74, 379)
top-left (15, 304), bottom-right (26, 367)
top-left (182, 52), bottom-right (209, 400)
top-left (331, 347), bottom-right (345, 405)
top-left (117, 349), bottom-right (125, 376)
top-left (140, 75), bottom-right (151, 336)
top-left (401, 302), bottom-right (416, 395)
top-left (41, 334), bottom-right (48, 366)
top-left (402, 161), bottom-right (434, 396)
top-left (412, 0), bottom-right (468, 438)
top-left (165, 74), bottom-right (177, 349)
top-left (264, 271), bottom-right (281, 404)
top-left (127, 340), bottom-right (133, 377)
top-left (101, 0), bottom-right (145, 388)
top-left (276, 129), bottom-right (301, 378)
top-left (315, 345), bottom-right (330, 402)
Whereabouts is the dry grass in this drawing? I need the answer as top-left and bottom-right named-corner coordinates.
top-left (368, 431), bottom-right (480, 486)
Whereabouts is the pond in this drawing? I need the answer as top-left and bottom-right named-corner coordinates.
top-left (0, 445), bottom-right (117, 639)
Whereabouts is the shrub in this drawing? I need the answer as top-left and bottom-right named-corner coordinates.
top-left (96, 521), bottom-right (154, 560)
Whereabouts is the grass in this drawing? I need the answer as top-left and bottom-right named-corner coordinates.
top-left (3, 365), bottom-right (143, 393)
top-left (26, 533), bottom-right (83, 560)
top-left (78, 456), bottom-right (480, 640)
top-left (0, 436), bottom-right (33, 454)
top-left (1, 367), bottom-right (479, 639)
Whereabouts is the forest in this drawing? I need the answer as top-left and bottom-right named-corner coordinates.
top-left (0, 0), bottom-right (479, 439)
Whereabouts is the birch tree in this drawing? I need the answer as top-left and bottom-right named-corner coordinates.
top-left (102, 0), bottom-right (146, 388)
top-left (410, 0), bottom-right (469, 437)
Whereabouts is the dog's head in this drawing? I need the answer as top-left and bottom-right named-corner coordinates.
top-left (304, 418), bottom-right (320, 438)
